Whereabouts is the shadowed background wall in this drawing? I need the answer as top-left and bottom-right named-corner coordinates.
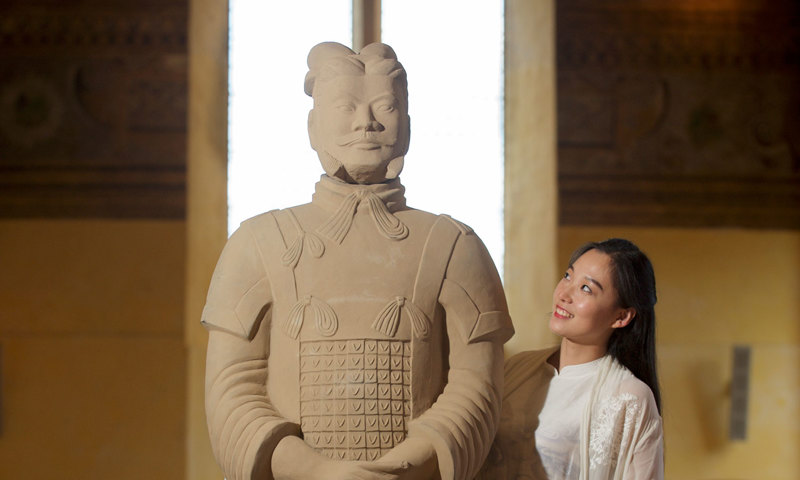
top-left (0, 1), bottom-right (797, 479)
top-left (0, 0), bottom-right (188, 478)
top-left (545, 3), bottom-right (799, 478)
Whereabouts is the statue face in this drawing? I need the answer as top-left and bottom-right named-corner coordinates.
top-left (309, 74), bottom-right (409, 184)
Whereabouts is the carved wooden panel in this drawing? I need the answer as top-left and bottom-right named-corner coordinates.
top-left (557, 1), bottom-right (800, 228)
top-left (0, 1), bottom-right (187, 218)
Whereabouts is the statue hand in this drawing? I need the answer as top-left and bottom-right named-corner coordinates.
top-left (273, 436), bottom-right (410, 480)
top-left (307, 459), bottom-right (409, 480)
top-left (377, 436), bottom-right (438, 480)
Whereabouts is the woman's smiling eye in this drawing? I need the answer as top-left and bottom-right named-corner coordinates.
top-left (563, 271), bottom-right (571, 280)
top-left (581, 284), bottom-right (592, 293)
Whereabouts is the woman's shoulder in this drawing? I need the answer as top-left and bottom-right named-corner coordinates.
top-left (606, 361), bottom-right (660, 416)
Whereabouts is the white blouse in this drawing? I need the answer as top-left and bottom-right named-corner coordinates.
top-left (479, 349), bottom-right (664, 480)
top-left (536, 357), bottom-right (604, 479)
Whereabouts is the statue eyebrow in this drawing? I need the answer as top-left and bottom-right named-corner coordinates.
top-left (370, 93), bottom-right (398, 103)
top-left (328, 93), bottom-right (356, 102)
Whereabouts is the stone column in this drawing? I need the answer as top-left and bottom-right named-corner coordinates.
top-left (353, 0), bottom-right (381, 50)
top-left (185, 0), bottom-right (228, 478)
top-left (504, 0), bottom-right (559, 355)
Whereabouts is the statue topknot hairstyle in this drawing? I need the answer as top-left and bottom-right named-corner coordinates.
top-left (304, 42), bottom-right (408, 102)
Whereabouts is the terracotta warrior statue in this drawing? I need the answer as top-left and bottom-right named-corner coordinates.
top-left (202, 41), bottom-right (513, 480)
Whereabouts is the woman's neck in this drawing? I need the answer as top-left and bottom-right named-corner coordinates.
top-left (552, 337), bottom-right (607, 371)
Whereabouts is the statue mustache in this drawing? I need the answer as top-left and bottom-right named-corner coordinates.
top-left (336, 131), bottom-right (387, 146)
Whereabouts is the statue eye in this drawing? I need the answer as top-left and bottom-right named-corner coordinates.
top-left (335, 103), bottom-right (355, 113)
top-left (376, 104), bottom-right (395, 113)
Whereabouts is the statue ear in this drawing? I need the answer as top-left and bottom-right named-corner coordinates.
top-left (403, 114), bottom-right (411, 153)
top-left (394, 113), bottom-right (411, 157)
top-left (308, 109), bottom-right (318, 151)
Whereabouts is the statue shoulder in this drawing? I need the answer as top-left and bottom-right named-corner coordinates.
top-left (238, 209), bottom-right (280, 230)
top-left (504, 347), bottom-right (559, 398)
top-left (237, 208), bottom-right (302, 254)
top-left (443, 214), bottom-right (504, 309)
top-left (430, 213), bottom-right (512, 344)
top-left (201, 216), bottom-right (275, 339)
top-left (505, 348), bottom-right (557, 374)
top-left (439, 213), bottom-right (474, 235)
top-left (392, 206), bottom-right (441, 225)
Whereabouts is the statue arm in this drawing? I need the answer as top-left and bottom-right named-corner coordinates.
top-left (407, 232), bottom-right (514, 480)
top-left (203, 225), bottom-right (301, 480)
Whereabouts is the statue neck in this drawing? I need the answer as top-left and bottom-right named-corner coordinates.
top-left (312, 175), bottom-right (407, 213)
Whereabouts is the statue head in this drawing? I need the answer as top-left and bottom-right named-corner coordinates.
top-left (305, 42), bottom-right (410, 184)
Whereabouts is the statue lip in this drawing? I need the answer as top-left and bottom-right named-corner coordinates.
top-left (349, 140), bottom-right (383, 150)
top-left (337, 131), bottom-right (385, 148)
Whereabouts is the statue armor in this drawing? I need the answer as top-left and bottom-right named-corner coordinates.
top-left (202, 176), bottom-right (513, 480)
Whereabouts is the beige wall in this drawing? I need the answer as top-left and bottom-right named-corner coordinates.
top-left (503, 0), bottom-right (559, 356)
top-left (2, 2), bottom-right (794, 479)
top-left (502, 1), bottom-right (799, 477)
top-left (556, 226), bottom-right (800, 480)
top-left (185, 0), bottom-right (229, 478)
top-left (0, 220), bottom-right (186, 479)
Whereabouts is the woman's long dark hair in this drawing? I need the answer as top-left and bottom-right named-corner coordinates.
top-left (569, 238), bottom-right (661, 414)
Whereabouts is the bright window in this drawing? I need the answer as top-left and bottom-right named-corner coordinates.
top-left (228, 1), bottom-right (504, 274)
top-left (228, 0), bottom-right (351, 223)
top-left (382, 0), bottom-right (504, 272)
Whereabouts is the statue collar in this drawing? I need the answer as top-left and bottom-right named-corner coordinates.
top-left (312, 175), bottom-right (407, 213)
top-left (312, 175), bottom-right (409, 244)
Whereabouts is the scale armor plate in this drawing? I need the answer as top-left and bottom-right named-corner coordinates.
top-left (299, 339), bottom-right (412, 460)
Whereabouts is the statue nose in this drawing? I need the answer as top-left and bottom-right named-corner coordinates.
top-left (363, 120), bottom-right (383, 131)
top-left (353, 107), bottom-right (383, 132)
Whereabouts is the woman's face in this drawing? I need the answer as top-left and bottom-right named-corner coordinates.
top-left (550, 249), bottom-right (633, 347)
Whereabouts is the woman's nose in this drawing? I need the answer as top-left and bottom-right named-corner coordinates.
top-left (556, 283), bottom-right (572, 303)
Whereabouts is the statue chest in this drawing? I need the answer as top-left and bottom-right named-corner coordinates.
top-left (267, 205), bottom-right (436, 342)
top-left (260, 207), bottom-right (447, 459)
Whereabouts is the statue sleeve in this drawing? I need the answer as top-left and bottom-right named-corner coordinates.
top-left (202, 224), bottom-right (300, 480)
top-left (408, 230), bottom-right (514, 480)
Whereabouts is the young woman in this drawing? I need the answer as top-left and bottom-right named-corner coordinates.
top-left (480, 238), bottom-right (663, 480)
